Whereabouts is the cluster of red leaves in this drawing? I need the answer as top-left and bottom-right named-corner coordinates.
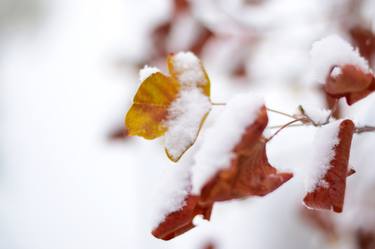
top-left (303, 119), bottom-right (355, 213)
top-left (152, 105), bottom-right (293, 240)
top-left (150, 0), bottom-right (213, 62)
top-left (148, 0), bottom-right (253, 79)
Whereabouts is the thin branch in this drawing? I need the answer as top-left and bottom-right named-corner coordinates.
top-left (355, 125), bottom-right (375, 134)
top-left (266, 108), bottom-right (296, 119)
top-left (211, 102), bottom-right (375, 135)
top-left (267, 123), bottom-right (305, 129)
top-left (266, 118), bottom-right (305, 142)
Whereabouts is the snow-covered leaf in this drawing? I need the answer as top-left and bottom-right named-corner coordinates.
top-left (303, 119), bottom-right (355, 213)
top-left (325, 64), bottom-right (375, 105)
top-left (152, 195), bottom-right (213, 240)
top-left (125, 52), bottom-right (211, 161)
top-left (192, 94), bottom-right (293, 202)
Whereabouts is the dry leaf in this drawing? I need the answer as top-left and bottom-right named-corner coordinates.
top-left (200, 105), bottom-right (293, 203)
top-left (325, 65), bottom-right (375, 105)
top-left (152, 195), bottom-right (213, 240)
top-left (303, 119), bottom-right (355, 212)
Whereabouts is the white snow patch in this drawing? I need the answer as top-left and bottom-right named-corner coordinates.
top-left (330, 66), bottom-right (342, 78)
top-left (300, 105), bottom-right (331, 125)
top-left (305, 120), bottom-right (341, 193)
top-left (139, 65), bottom-right (160, 82)
top-left (192, 214), bottom-right (210, 226)
top-left (150, 161), bottom-right (192, 229)
top-left (310, 35), bottom-right (371, 83)
top-left (192, 93), bottom-right (264, 194)
top-left (164, 88), bottom-right (211, 161)
top-left (172, 52), bottom-right (206, 87)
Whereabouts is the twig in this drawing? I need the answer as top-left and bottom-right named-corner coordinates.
top-left (211, 101), bottom-right (375, 136)
top-left (266, 108), bottom-right (296, 119)
top-left (267, 123), bottom-right (305, 129)
top-left (355, 126), bottom-right (375, 134)
top-left (266, 118), bottom-right (305, 142)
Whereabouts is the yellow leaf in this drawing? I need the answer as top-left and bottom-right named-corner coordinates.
top-left (125, 72), bottom-right (180, 139)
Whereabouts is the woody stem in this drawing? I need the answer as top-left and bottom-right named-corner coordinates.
top-left (355, 126), bottom-right (375, 134)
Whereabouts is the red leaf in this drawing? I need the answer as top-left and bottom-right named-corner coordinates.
top-left (324, 65), bottom-right (375, 105)
top-left (152, 195), bottom-right (213, 240)
top-left (303, 119), bottom-right (355, 213)
top-left (200, 106), bottom-right (293, 203)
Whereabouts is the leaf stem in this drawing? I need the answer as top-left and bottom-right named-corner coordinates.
top-left (266, 118), bottom-right (306, 142)
top-left (266, 108), bottom-right (296, 119)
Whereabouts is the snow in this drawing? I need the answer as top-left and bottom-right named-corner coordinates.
top-left (304, 120), bottom-right (341, 193)
top-left (192, 94), bottom-right (264, 194)
top-left (164, 88), bottom-right (212, 161)
top-left (150, 159), bottom-right (193, 229)
top-left (139, 65), bottom-right (160, 82)
top-left (330, 66), bottom-right (342, 78)
top-left (310, 35), bottom-right (371, 83)
top-left (300, 105), bottom-right (331, 125)
top-left (172, 52), bottom-right (207, 87)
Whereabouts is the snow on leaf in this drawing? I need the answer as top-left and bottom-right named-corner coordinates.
top-left (164, 88), bottom-right (211, 162)
top-left (151, 195), bottom-right (213, 240)
top-left (139, 65), bottom-right (161, 82)
top-left (310, 35), bottom-right (371, 84)
top-left (150, 154), bottom-right (212, 241)
top-left (192, 95), bottom-right (292, 202)
top-left (125, 52), bottom-right (211, 161)
top-left (325, 64), bottom-right (375, 105)
top-left (303, 119), bottom-right (355, 213)
top-left (167, 51), bottom-right (210, 96)
top-left (309, 35), bottom-right (375, 105)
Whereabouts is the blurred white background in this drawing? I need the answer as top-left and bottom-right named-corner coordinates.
top-left (1, 0), bottom-right (374, 249)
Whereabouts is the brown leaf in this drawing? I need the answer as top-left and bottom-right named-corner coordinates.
top-left (152, 195), bottom-right (213, 240)
top-left (325, 65), bottom-right (375, 105)
top-left (200, 105), bottom-right (293, 203)
top-left (303, 119), bottom-right (355, 213)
